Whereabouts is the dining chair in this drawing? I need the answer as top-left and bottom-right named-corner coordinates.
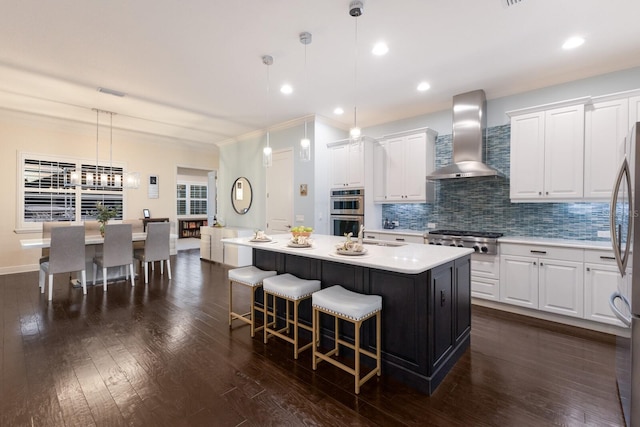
top-left (123, 219), bottom-right (145, 251)
top-left (39, 221), bottom-right (72, 290)
top-left (39, 225), bottom-right (87, 301)
top-left (93, 223), bottom-right (135, 291)
top-left (134, 222), bottom-right (171, 284)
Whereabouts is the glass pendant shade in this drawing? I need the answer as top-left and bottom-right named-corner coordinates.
top-left (70, 170), bottom-right (81, 186)
top-left (300, 138), bottom-right (311, 162)
top-left (86, 172), bottom-right (94, 186)
top-left (124, 172), bottom-right (140, 189)
top-left (349, 126), bottom-right (362, 140)
top-left (263, 143), bottom-right (273, 168)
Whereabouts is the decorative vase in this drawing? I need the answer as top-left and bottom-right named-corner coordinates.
top-left (99, 222), bottom-right (106, 237)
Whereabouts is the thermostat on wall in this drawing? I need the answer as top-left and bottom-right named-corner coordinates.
top-left (148, 175), bottom-right (159, 199)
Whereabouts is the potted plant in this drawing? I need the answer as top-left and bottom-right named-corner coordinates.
top-left (95, 202), bottom-right (117, 237)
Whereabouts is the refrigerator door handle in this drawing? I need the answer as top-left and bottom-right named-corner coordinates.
top-left (610, 157), bottom-right (633, 277)
top-left (609, 291), bottom-right (632, 327)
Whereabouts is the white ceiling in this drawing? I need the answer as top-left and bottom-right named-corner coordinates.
top-left (1, 0), bottom-right (639, 147)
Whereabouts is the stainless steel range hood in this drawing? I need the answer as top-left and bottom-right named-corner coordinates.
top-left (427, 89), bottom-right (504, 180)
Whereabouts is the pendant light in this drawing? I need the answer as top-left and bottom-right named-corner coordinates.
top-left (349, 1), bottom-right (364, 141)
top-left (262, 55), bottom-right (274, 168)
top-left (299, 31), bottom-right (312, 162)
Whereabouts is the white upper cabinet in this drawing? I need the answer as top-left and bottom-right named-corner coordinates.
top-left (509, 100), bottom-right (587, 201)
top-left (329, 140), bottom-right (365, 188)
top-left (584, 97), bottom-right (629, 199)
top-left (374, 128), bottom-right (436, 203)
top-left (630, 95), bottom-right (640, 125)
top-left (509, 112), bottom-right (546, 199)
top-left (372, 140), bottom-right (386, 202)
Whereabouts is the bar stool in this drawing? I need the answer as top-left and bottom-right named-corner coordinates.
top-left (228, 266), bottom-right (277, 337)
top-left (312, 285), bottom-right (382, 394)
top-left (263, 273), bottom-right (321, 359)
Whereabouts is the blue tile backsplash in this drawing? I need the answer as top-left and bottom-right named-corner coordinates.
top-left (381, 124), bottom-right (610, 240)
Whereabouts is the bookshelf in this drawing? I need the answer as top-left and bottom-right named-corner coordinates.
top-left (178, 218), bottom-right (208, 238)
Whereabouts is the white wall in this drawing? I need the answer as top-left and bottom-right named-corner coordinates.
top-left (2, 109), bottom-right (218, 273)
top-left (365, 66), bottom-right (640, 137)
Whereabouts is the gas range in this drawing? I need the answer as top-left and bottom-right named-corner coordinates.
top-left (426, 230), bottom-right (503, 255)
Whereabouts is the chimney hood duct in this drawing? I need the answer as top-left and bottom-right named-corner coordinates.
top-left (427, 89), bottom-right (504, 179)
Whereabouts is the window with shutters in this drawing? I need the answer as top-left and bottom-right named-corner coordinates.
top-left (18, 152), bottom-right (125, 231)
top-left (176, 182), bottom-right (207, 216)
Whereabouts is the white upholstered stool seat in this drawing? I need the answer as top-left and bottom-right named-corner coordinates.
top-left (263, 273), bottom-right (321, 359)
top-left (312, 285), bottom-right (382, 394)
top-left (228, 266), bottom-right (277, 337)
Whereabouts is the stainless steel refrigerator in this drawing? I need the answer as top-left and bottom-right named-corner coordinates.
top-left (610, 122), bottom-right (640, 427)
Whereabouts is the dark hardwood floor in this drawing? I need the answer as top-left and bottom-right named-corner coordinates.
top-left (0, 249), bottom-right (624, 426)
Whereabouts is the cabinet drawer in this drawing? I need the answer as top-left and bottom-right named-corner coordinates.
top-left (471, 277), bottom-right (499, 301)
top-left (471, 254), bottom-right (500, 279)
top-left (584, 249), bottom-right (618, 265)
top-left (381, 233), bottom-right (424, 244)
top-left (500, 243), bottom-right (583, 262)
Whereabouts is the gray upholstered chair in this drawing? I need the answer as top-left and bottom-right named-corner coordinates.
top-left (39, 221), bottom-right (71, 290)
top-left (93, 223), bottom-right (135, 291)
top-left (39, 225), bottom-right (87, 301)
top-left (123, 219), bottom-right (145, 251)
top-left (134, 222), bottom-right (171, 284)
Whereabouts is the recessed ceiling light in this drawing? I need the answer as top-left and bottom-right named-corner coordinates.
top-left (280, 84), bottom-right (293, 95)
top-left (417, 81), bottom-right (431, 92)
top-left (562, 36), bottom-right (585, 50)
top-left (334, 107), bottom-right (344, 115)
top-left (372, 42), bottom-right (389, 56)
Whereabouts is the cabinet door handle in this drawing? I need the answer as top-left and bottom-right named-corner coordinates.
top-left (530, 250), bottom-right (547, 254)
top-left (540, 262), bottom-right (544, 267)
top-left (533, 261), bottom-right (537, 266)
top-left (586, 267), bottom-right (591, 272)
top-left (546, 191), bottom-right (549, 195)
top-left (396, 238), bottom-right (405, 241)
top-left (440, 290), bottom-right (446, 307)
top-left (538, 191), bottom-right (542, 196)
top-left (600, 256), bottom-right (615, 260)
top-left (369, 236), bottom-right (376, 239)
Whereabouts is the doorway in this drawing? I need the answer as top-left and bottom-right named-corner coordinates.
top-left (266, 148), bottom-right (293, 234)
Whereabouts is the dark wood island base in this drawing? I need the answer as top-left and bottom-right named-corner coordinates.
top-left (253, 248), bottom-right (472, 395)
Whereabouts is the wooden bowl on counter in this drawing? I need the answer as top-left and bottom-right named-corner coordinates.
top-left (292, 231), bottom-right (312, 238)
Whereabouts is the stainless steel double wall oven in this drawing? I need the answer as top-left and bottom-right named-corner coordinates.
top-left (330, 188), bottom-right (364, 237)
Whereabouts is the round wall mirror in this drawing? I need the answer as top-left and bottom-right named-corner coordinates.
top-left (231, 177), bottom-right (253, 215)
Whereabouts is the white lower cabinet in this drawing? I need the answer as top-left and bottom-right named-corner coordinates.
top-left (500, 244), bottom-right (584, 318)
top-left (471, 254), bottom-right (500, 301)
top-left (538, 259), bottom-right (583, 317)
top-left (584, 250), bottom-right (627, 326)
top-left (200, 227), bottom-right (252, 267)
top-left (500, 255), bottom-right (539, 308)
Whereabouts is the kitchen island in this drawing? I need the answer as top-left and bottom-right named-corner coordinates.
top-left (222, 234), bottom-right (473, 395)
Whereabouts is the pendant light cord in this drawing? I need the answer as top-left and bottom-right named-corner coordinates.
top-left (353, 16), bottom-right (358, 130)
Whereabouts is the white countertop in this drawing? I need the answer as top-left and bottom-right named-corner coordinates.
top-left (499, 236), bottom-right (613, 251)
top-left (222, 233), bottom-right (472, 274)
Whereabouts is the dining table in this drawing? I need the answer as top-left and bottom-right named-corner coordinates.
top-left (20, 232), bottom-right (175, 286)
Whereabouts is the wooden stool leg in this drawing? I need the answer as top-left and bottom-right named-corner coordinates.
top-left (335, 316), bottom-right (340, 356)
top-left (228, 281), bottom-right (233, 327)
top-left (264, 292), bottom-right (270, 344)
top-left (376, 312), bottom-right (382, 376)
top-left (250, 285), bottom-right (256, 337)
top-left (285, 299), bottom-right (290, 334)
top-left (293, 300), bottom-right (299, 359)
top-left (355, 320), bottom-right (361, 394)
top-left (312, 308), bottom-right (318, 370)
